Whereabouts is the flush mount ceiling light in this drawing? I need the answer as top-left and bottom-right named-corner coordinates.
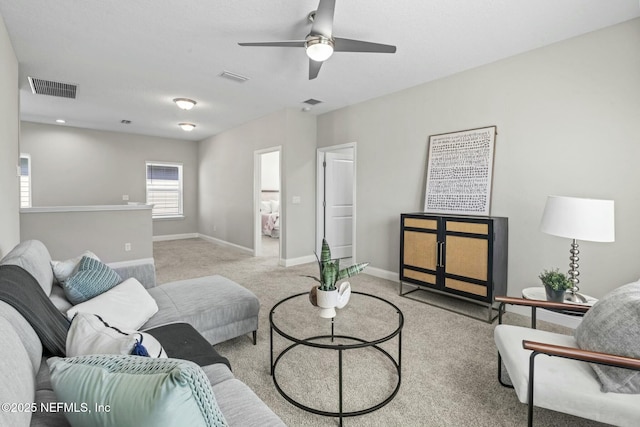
top-left (305, 36), bottom-right (334, 62)
top-left (173, 98), bottom-right (197, 110)
top-left (55, 119), bottom-right (66, 124)
top-left (178, 122), bottom-right (196, 131)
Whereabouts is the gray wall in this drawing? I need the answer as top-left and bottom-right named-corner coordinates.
top-left (21, 207), bottom-right (153, 262)
top-left (0, 15), bottom-right (19, 258)
top-left (198, 109), bottom-right (316, 261)
top-left (20, 122), bottom-right (199, 237)
top-left (317, 18), bottom-right (640, 299)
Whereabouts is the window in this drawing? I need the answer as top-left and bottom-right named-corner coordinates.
top-left (146, 162), bottom-right (183, 218)
top-left (19, 154), bottom-right (31, 208)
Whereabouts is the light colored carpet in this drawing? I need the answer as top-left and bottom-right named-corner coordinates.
top-left (261, 235), bottom-right (280, 258)
top-left (154, 238), bottom-right (609, 427)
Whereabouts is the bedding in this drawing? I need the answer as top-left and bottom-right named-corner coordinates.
top-left (261, 212), bottom-right (279, 237)
top-left (260, 195), bottom-right (280, 237)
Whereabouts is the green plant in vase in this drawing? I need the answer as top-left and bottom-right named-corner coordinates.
top-left (538, 268), bottom-right (573, 302)
top-left (307, 239), bottom-right (369, 317)
top-left (308, 239), bottom-right (369, 291)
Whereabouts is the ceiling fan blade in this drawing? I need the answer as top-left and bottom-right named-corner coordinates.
top-left (309, 59), bottom-right (323, 80)
top-left (310, 0), bottom-right (336, 37)
top-left (238, 41), bottom-right (306, 48)
top-left (333, 37), bottom-right (396, 53)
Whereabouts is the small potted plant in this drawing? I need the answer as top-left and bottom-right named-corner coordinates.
top-left (307, 239), bottom-right (369, 318)
top-left (538, 268), bottom-right (573, 302)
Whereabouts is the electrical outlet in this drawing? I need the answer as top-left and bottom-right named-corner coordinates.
top-left (122, 195), bottom-right (129, 201)
top-left (292, 196), bottom-right (301, 204)
top-left (124, 243), bottom-right (131, 251)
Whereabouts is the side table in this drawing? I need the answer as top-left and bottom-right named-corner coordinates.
top-left (521, 287), bottom-right (598, 306)
top-left (520, 286), bottom-right (597, 329)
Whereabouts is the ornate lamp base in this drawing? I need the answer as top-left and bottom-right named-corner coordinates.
top-left (566, 239), bottom-right (588, 303)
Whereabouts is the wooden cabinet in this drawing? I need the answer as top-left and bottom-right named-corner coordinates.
top-left (400, 213), bottom-right (508, 322)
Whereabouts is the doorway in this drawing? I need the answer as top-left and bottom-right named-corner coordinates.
top-left (316, 143), bottom-right (356, 261)
top-left (254, 147), bottom-right (282, 259)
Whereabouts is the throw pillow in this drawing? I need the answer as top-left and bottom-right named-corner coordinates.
top-left (51, 251), bottom-right (100, 285)
top-left (574, 280), bottom-right (640, 393)
top-left (270, 200), bottom-right (280, 213)
top-left (47, 354), bottom-right (228, 427)
top-left (63, 256), bottom-right (121, 304)
top-left (66, 277), bottom-right (158, 330)
top-left (67, 313), bottom-right (167, 358)
top-left (260, 201), bottom-right (271, 213)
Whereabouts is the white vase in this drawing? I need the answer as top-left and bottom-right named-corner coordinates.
top-left (316, 288), bottom-right (338, 318)
top-left (335, 281), bottom-right (351, 309)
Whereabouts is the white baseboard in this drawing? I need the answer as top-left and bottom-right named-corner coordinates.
top-left (197, 233), bottom-right (253, 254)
top-left (107, 257), bottom-right (155, 268)
top-left (153, 233), bottom-right (198, 242)
top-left (365, 266), bottom-right (399, 282)
top-left (282, 254), bottom-right (316, 267)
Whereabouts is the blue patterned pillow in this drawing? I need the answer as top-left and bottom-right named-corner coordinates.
top-left (63, 256), bottom-right (121, 304)
top-left (47, 354), bottom-right (228, 427)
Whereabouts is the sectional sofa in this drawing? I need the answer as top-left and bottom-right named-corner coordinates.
top-left (0, 239), bottom-right (285, 427)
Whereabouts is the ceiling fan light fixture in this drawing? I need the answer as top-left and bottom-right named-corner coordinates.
top-left (178, 122), bottom-right (196, 131)
top-left (173, 98), bottom-right (197, 110)
top-left (305, 36), bottom-right (334, 62)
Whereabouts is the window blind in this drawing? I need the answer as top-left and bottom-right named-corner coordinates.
top-left (146, 163), bottom-right (182, 217)
top-left (19, 156), bottom-right (30, 208)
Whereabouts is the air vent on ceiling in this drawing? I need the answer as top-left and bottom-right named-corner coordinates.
top-left (28, 77), bottom-right (77, 99)
top-left (219, 70), bottom-right (249, 83)
top-left (302, 98), bottom-right (322, 106)
top-left (121, 120), bottom-right (131, 124)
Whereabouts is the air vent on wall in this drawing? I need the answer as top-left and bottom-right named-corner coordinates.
top-left (219, 70), bottom-right (249, 83)
top-left (302, 98), bottom-right (322, 106)
top-left (28, 77), bottom-right (77, 99)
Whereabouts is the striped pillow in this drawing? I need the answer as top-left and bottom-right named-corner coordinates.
top-left (63, 256), bottom-right (121, 304)
top-left (48, 354), bottom-right (228, 427)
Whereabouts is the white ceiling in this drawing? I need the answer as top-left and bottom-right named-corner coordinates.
top-left (1, 1), bottom-right (638, 142)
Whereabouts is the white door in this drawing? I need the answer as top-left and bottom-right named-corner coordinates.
top-left (323, 149), bottom-right (354, 259)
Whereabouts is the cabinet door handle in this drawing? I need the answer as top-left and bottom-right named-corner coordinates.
top-left (435, 242), bottom-right (439, 267)
top-left (438, 242), bottom-right (444, 267)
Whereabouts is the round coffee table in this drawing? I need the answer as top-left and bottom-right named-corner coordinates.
top-left (269, 291), bottom-right (403, 426)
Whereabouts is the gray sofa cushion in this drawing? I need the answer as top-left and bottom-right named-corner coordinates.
top-left (0, 240), bottom-right (54, 296)
top-left (213, 378), bottom-right (285, 427)
top-left (110, 261), bottom-right (157, 289)
top-left (31, 390), bottom-right (71, 427)
top-left (0, 316), bottom-right (36, 427)
top-left (143, 275), bottom-right (259, 345)
top-left (575, 280), bottom-right (640, 393)
top-left (0, 302), bottom-right (42, 375)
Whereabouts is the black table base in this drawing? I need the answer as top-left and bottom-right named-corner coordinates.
top-left (269, 291), bottom-right (403, 426)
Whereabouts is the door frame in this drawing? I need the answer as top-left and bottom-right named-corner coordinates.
top-left (254, 146), bottom-right (282, 260)
top-left (316, 142), bottom-right (357, 260)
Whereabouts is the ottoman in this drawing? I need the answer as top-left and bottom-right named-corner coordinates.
top-left (143, 275), bottom-right (259, 345)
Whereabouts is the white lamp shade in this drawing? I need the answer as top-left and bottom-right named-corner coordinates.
top-left (540, 196), bottom-right (615, 242)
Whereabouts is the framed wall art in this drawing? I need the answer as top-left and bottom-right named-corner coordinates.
top-left (423, 126), bottom-right (497, 216)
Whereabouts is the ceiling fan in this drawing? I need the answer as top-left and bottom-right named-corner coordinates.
top-left (238, 0), bottom-right (396, 80)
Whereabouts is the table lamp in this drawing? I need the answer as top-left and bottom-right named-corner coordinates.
top-left (539, 195), bottom-right (615, 302)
